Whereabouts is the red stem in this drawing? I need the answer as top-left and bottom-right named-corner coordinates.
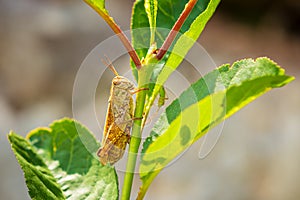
top-left (156, 0), bottom-right (198, 60)
top-left (84, 1), bottom-right (142, 69)
top-left (109, 21), bottom-right (142, 69)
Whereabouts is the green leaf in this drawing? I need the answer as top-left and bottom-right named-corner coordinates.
top-left (131, 0), bottom-right (151, 60)
top-left (155, 0), bottom-right (212, 48)
top-left (145, 0), bottom-right (158, 44)
top-left (131, 0), bottom-right (221, 123)
top-left (138, 57), bottom-right (294, 198)
top-left (84, 0), bottom-right (108, 14)
top-left (130, 0), bottom-right (151, 80)
top-left (8, 118), bottom-right (119, 200)
top-left (131, 0), bottom-right (216, 61)
top-left (146, 0), bottom-right (221, 115)
top-left (8, 132), bottom-right (65, 200)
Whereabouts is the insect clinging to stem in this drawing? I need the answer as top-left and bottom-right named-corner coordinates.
top-left (97, 57), bottom-right (137, 165)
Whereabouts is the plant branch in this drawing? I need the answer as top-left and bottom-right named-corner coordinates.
top-left (84, 0), bottom-right (142, 69)
top-left (156, 0), bottom-right (198, 60)
top-left (121, 83), bottom-right (148, 200)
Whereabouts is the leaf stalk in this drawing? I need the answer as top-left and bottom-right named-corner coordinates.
top-left (84, 0), bottom-right (142, 69)
top-left (156, 0), bottom-right (198, 60)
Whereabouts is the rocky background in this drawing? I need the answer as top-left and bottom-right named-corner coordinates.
top-left (0, 0), bottom-right (299, 199)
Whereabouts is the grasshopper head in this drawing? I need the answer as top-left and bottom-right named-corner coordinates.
top-left (112, 76), bottom-right (135, 90)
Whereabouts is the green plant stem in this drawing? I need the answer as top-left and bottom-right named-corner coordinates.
top-left (121, 84), bottom-right (148, 200)
top-left (156, 0), bottom-right (198, 60)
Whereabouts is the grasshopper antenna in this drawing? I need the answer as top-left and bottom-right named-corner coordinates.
top-left (101, 55), bottom-right (119, 76)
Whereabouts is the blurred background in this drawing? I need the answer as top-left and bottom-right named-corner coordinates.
top-left (0, 0), bottom-right (299, 199)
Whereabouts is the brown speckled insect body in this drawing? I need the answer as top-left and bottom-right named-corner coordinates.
top-left (97, 59), bottom-right (135, 165)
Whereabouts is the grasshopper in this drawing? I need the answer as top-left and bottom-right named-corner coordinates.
top-left (97, 58), bottom-right (136, 165)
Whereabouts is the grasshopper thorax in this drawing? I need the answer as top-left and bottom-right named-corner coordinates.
top-left (112, 76), bottom-right (135, 90)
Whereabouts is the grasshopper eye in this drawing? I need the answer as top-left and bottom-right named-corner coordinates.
top-left (113, 80), bottom-right (121, 85)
